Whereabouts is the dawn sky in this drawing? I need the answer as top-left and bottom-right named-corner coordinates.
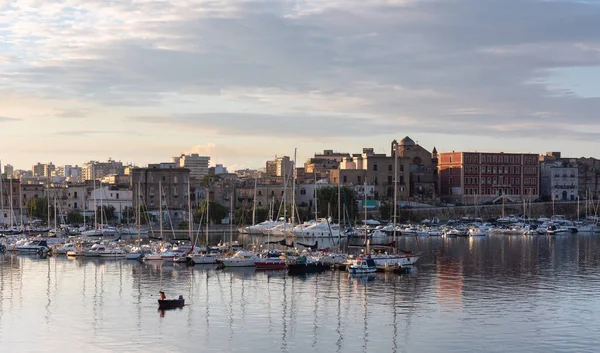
top-left (1, 0), bottom-right (599, 171)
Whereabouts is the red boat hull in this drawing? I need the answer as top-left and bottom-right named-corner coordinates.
top-left (254, 261), bottom-right (286, 270)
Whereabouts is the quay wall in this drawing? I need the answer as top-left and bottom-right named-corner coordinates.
top-left (400, 201), bottom-right (581, 222)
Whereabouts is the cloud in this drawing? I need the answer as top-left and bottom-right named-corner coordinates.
top-left (52, 130), bottom-right (140, 136)
top-left (129, 112), bottom-right (396, 138)
top-left (0, 116), bottom-right (20, 122)
top-left (2, 0), bottom-right (600, 168)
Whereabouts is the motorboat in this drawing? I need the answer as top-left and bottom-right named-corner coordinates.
top-left (16, 240), bottom-right (50, 254)
top-left (348, 257), bottom-right (377, 274)
top-left (468, 228), bottom-right (486, 237)
top-left (292, 219), bottom-right (342, 238)
top-left (287, 255), bottom-right (324, 274)
top-left (99, 247), bottom-right (126, 258)
top-left (222, 251), bottom-right (257, 267)
top-left (53, 243), bottom-right (76, 255)
top-left (84, 244), bottom-right (107, 257)
top-left (427, 228), bottom-right (443, 237)
top-left (254, 252), bottom-right (287, 270)
top-left (191, 252), bottom-right (219, 265)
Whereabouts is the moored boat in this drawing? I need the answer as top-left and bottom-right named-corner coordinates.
top-left (348, 257), bottom-right (377, 274)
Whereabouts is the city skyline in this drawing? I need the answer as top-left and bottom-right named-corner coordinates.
top-left (1, 0), bottom-right (599, 170)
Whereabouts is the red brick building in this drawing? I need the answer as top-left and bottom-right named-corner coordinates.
top-left (438, 152), bottom-right (539, 204)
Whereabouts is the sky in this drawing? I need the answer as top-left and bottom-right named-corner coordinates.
top-left (1, 0), bottom-right (600, 171)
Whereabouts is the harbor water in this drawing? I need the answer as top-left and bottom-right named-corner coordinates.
top-left (2, 233), bottom-right (600, 352)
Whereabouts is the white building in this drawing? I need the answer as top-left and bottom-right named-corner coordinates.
top-left (87, 186), bottom-right (132, 222)
top-left (541, 162), bottom-right (578, 201)
top-left (175, 153), bottom-right (210, 180)
top-left (214, 164), bottom-right (228, 175)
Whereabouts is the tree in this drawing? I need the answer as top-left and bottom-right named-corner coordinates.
top-left (379, 202), bottom-right (391, 221)
top-left (67, 210), bottom-right (84, 224)
top-left (200, 174), bottom-right (220, 187)
top-left (25, 197), bottom-right (54, 224)
top-left (316, 186), bottom-right (357, 222)
top-left (194, 200), bottom-right (229, 224)
top-left (121, 206), bottom-right (135, 224)
top-left (97, 205), bottom-right (116, 223)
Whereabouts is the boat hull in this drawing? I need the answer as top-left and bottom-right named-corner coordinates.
top-left (222, 259), bottom-right (256, 267)
top-left (287, 263), bottom-right (324, 275)
top-left (158, 299), bottom-right (184, 310)
top-left (254, 260), bottom-right (286, 270)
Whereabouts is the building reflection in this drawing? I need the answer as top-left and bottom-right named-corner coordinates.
top-left (436, 259), bottom-right (463, 311)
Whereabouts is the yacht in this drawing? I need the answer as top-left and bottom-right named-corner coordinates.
top-left (222, 251), bottom-right (258, 267)
top-left (292, 219), bottom-right (342, 238)
top-left (191, 252), bottom-right (219, 265)
top-left (16, 240), bottom-right (50, 254)
top-left (84, 244), bottom-right (107, 257)
top-left (99, 246), bottom-right (126, 258)
top-left (54, 243), bottom-right (76, 255)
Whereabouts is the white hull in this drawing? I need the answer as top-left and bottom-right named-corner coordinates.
top-left (125, 253), bottom-right (143, 260)
top-left (191, 255), bottom-right (218, 264)
top-left (222, 259), bottom-right (256, 267)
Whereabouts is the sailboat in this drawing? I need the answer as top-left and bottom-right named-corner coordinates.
top-left (126, 183), bottom-right (145, 260)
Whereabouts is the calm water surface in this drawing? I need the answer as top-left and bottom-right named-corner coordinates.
top-left (2, 234), bottom-right (600, 353)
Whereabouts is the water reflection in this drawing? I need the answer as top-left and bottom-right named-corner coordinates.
top-left (2, 234), bottom-right (600, 352)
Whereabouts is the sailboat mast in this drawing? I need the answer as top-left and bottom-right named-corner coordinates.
top-left (93, 180), bottom-right (97, 229)
top-left (54, 196), bottom-right (57, 236)
top-left (188, 180), bottom-right (192, 241)
top-left (9, 178), bottom-right (13, 227)
top-left (314, 172), bottom-right (318, 221)
top-left (47, 180), bottom-right (51, 228)
top-left (82, 184), bottom-right (86, 229)
top-left (364, 180), bottom-right (368, 243)
top-left (229, 190), bottom-right (233, 246)
top-left (0, 171), bottom-right (3, 227)
top-left (137, 182), bottom-right (141, 244)
top-left (159, 180), bottom-right (163, 241)
top-left (19, 182), bottom-right (24, 230)
top-left (393, 141), bottom-right (398, 241)
top-left (292, 148), bottom-right (296, 228)
top-left (205, 188), bottom-right (209, 246)
top-left (252, 176), bottom-right (257, 225)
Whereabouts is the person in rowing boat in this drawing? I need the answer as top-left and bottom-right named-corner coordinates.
top-left (159, 291), bottom-right (166, 300)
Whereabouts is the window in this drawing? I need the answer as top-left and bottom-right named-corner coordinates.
top-left (388, 176), bottom-right (392, 184)
top-left (116, 193), bottom-right (119, 199)
top-left (258, 190), bottom-right (262, 196)
top-left (300, 188), bottom-right (306, 195)
top-left (388, 164), bottom-right (392, 172)
top-left (373, 164), bottom-right (378, 171)
top-left (343, 176), bottom-right (347, 183)
top-left (74, 191), bottom-right (78, 198)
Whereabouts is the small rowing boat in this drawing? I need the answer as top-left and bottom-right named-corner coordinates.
top-left (158, 297), bottom-right (185, 310)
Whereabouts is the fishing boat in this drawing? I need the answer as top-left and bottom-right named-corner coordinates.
top-left (287, 255), bottom-right (324, 274)
top-left (158, 296), bottom-right (185, 310)
top-left (348, 257), bottom-right (377, 274)
top-left (254, 255), bottom-right (287, 270)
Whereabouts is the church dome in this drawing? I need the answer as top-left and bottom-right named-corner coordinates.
top-left (399, 136), bottom-right (416, 147)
